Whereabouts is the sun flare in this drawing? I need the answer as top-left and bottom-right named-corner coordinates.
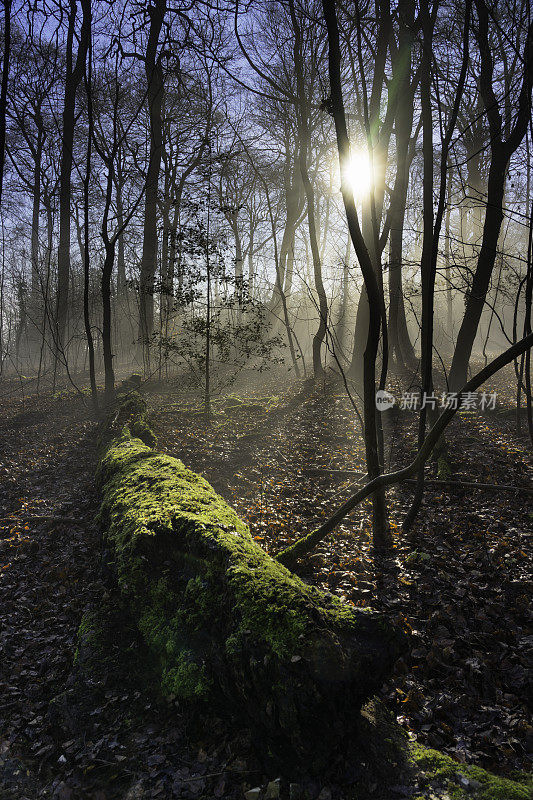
top-left (344, 149), bottom-right (373, 198)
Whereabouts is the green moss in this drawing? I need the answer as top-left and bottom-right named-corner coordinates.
top-left (131, 417), bottom-right (158, 448)
top-left (411, 743), bottom-right (532, 799)
top-left (137, 593), bottom-right (212, 699)
top-left (74, 610), bottom-right (102, 666)
top-left (73, 604), bottom-right (127, 677)
top-left (94, 387), bottom-right (408, 754)
top-left (97, 424), bottom-right (403, 704)
top-left (96, 391), bottom-right (152, 454)
top-left (96, 430), bottom-right (154, 488)
top-left (161, 652), bottom-right (213, 699)
top-left (117, 391), bottom-right (147, 418)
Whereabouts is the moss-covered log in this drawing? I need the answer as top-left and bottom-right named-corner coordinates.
top-left (97, 394), bottom-right (407, 767)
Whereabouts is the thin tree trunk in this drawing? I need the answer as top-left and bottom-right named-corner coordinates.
top-left (83, 21), bottom-right (98, 411)
top-left (102, 244), bottom-right (115, 402)
top-left (56, 0), bottom-right (91, 358)
top-left (404, 0), bottom-right (470, 532)
top-left (0, 0), bottom-right (11, 207)
top-left (268, 156), bottom-right (302, 314)
top-left (288, 0), bottom-right (327, 380)
top-left (335, 236), bottom-right (351, 362)
top-left (138, 0), bottom-right (165, 370)
top-left (30, 112), bottom-right (44, 296)
top-left (387, 16), bottom-right (417, 369)
top-left (449, 2), bottom-right (532, 389)
top-left (248, 210), bottom-right (255, 296)
top-left (27, 109), bottom-right (44, 363)
top-left (322, 0), bottom-right (390, 547)
top-left (444, 166), bottom-right (453, 343)
top-left (403, 0), bottom-right (436, 532)
top-left (115, 164), bottom-right (127, 294)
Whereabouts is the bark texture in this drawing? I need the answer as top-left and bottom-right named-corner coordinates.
top-left (138, 0), bottom-right (166, 364)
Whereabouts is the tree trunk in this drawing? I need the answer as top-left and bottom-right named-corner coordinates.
top-left (321, 0), bottom-right (390, 548)
top-left (301, 159), bottom-right (328, 380)
top-left (387, 25), bottom-right (417, 369)
top-left (403, 0), bottom-right (436, 532)
top-left (229, 214), bottom-right (244, 302)
top-left (448, 156), bottom-right (507, 388)
top-left (27, 108), bottom-right (44, 363)
top-left (0, 0), bottom-right (11, 207)
top-left (83, 25), bottom-right (98, 411)
top-left (268, 155), bottom-right (302, 314)
top-left (444, 167), bottom-right (453, 343)
top-left (403, 0), bottom-right (470, 532)
top-left (56, 0), bottom-right (91, 357)
top-left (102, 244), bottom-right (115, 403)
top-left (30, 112), bottom-right (44, 296)
top-left (115, 166), bottom-right (127, 295)
top-left (334, 236), bottom-right (351, 363)
top-left (138, 0), bottom-right (166, 369)
top-left (449, 1), bottom-right (532, 389)
top-left (288, 0), bottom-right (327, 380)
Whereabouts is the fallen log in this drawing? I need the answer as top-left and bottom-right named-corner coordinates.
top-left (96, 393), bottom-right (407, 768)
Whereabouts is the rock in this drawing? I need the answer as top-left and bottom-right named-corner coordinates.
top-left (317, 789), bottom-right (332, 800)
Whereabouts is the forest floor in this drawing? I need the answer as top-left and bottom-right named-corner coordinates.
top-left (0, 367), bottom-right (531, 799)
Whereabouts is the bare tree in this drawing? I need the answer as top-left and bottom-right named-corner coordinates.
top-left (448, 0), bottom-right (533, 389)
top-left (0, 0), bottom-right (12, 207)
top-left (56, 0), bottom-right (91, 358)
top-left (137, 0), bottom-right (166, 370)
top-left (321, 0), bottom-right (390, 548)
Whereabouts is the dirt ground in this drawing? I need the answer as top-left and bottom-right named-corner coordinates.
top-left (0, 368), bottom-right (531, 799)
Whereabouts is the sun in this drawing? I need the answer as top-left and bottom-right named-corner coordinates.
top-left (343, 149), bottom-right (373, 199)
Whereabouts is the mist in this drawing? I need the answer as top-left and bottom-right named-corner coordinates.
top-left (0, 0), bottom-right (532, 797)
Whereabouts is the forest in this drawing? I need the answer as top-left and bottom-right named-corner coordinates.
top-left (0, 0), bottom-right (532, 798)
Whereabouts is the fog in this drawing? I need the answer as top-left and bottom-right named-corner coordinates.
top-left (0, 0), bottom-right (530, 406)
